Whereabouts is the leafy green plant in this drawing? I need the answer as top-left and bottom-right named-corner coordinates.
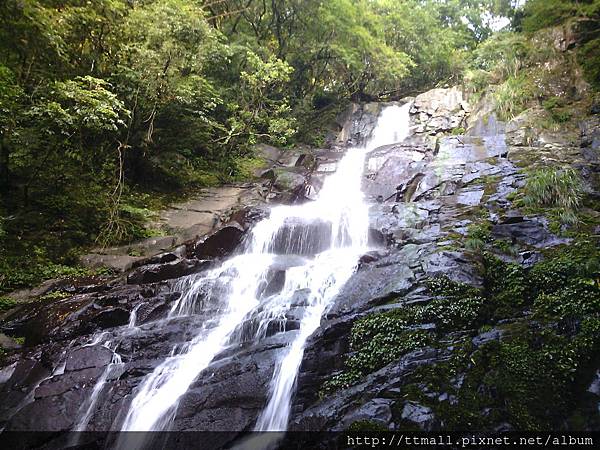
top-left (419, 295), bottom-right (485, 331)
top-left (464, 222), bottom-right (492, 252)
top-left (463, 69), bottom-right (493, 94)
top-left (0, 296), bottom-right (17, 311)
top-left (534, 279), bottom-right (600, 319)
top-left (483, 253), bottom-right (531, 319)
top-left (520, 0), bottom-right (591, 33)
top-left (471, 32), bottom-right (532, 80)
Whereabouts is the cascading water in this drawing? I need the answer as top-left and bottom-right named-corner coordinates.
top-left (114, 103), bottom-right (411, 443)
top-left (255, 103), bottom-right (412, 431)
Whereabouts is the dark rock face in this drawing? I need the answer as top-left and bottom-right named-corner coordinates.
top-left (191, 224), bottom-right (245, 258)
top-left (127, 258), bottom-right (210, 285)
top-left (581, 116), bottom-right (600, 151)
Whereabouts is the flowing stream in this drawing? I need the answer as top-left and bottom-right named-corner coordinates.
top-left (113, 103), bottom-right (411, 441)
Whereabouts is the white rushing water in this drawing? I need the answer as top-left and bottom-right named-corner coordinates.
top-left (116, 103), bottom-right (411, 439)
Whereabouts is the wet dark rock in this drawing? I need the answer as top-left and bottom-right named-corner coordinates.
top-left (65, 345), bottom-right (114, 372)
top-left (492, 217), bottom-right (569, 248)
top-left (330, 256), bottom-right (416, 316)
top-left (519, 250), bottom-right (543, 267)
top-left (359, 250), bottom-right (387, 266)
top-left (293, 347), bottom-right (450, 431)
top-left (141, 248), bottom-right (185, 265)
top-left (424, 251), bottom-right (482, 286)
top-left (127, 259), bottom-right (209, 285)
top-left (581, 116), bottom-right (600, 150)
top-left (92, 307), bottom-right (130, 329)
top-left (257, 269), bottom-right (286, 298)
top-left (38, 367), bottom-right (116, 407)
top-left (191, 224), bottom-right (245, 259)
top-left (341, 398), bottom-right (393, 428)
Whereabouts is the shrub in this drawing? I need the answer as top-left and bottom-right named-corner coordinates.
top-left (471, 33), bottom-right (532, 80)
top-left (578, 37), bottom-right (600, 91)
top-left (347, 329), bottom-right (432, 375)
top-left (0, 249), bottom-right (94, 294)
top-left (321, 308), bottom-right (434, 395)
top-left (464, 222), bottom-right (492, 252)
top-left (427, 296), bottom-right (484, 330)
top-left (463, 69), bottom-right (492, 94)
top-left (534, 279), bottom-right (600, 319)
top-left (542, 96), bottom-right (572, 123)
top-left (320, 371), bottom-right (361, 395)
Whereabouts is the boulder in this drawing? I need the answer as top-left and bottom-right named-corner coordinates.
top-left (492, 216), bottom-right (569, 248)
top-left (0, 333), bottom-right (21, 351)
top-left (411, 87), bottom-right (470, 134)
top-left (341, 398), bottom-right (393, 429)
top-left (191, 224), bottom-right (245, 259)
top-left (401, 401), bottom-right (436, 431)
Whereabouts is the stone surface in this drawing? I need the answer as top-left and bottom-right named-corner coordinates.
top-left (411, 87), bottom-right (470, 135)
top-left (401, 401), bottom-right (436, 431)
top-left (0, 333), bottom-right (21, 350)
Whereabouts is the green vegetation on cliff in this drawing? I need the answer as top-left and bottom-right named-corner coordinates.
top-left (327, 242), bottom-right (600, 431)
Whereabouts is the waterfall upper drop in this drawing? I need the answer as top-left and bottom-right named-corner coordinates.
top-left (116, 102), bottom-right (412, 437)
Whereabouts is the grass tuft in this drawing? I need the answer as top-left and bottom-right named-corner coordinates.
top-left (522, 168), bottom-right (584, 225)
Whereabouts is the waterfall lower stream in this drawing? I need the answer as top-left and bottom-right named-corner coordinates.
top-left (111, 103), bottom-right (410, 443)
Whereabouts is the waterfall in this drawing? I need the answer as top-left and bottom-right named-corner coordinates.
top-left (255, 103), bottom-right (412, 431)
top-left (115, 103), bottom-right (411, 441)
